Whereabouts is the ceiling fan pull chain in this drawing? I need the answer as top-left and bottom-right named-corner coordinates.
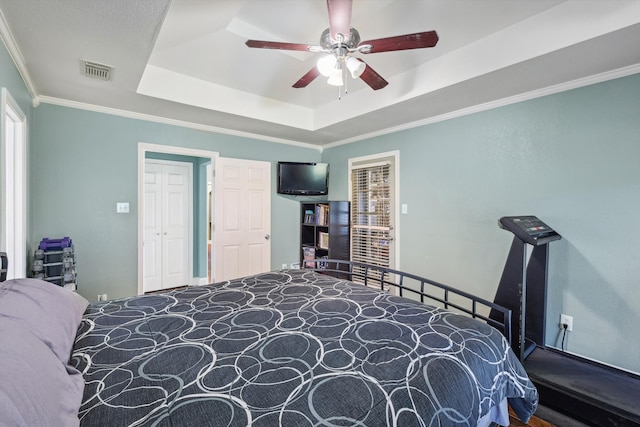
top-left (344, 66), bottom-right (348, 95)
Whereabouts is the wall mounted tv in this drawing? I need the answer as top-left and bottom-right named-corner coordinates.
top-left (277, 162), bottom-right (329, 195)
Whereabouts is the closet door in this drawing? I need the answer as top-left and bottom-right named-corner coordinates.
top-left (162, 164), bottom-right (190, 288)
top-left (143, 163), bottom-right (163, 292)
top-left (143, 161), bottom-right (191, 292)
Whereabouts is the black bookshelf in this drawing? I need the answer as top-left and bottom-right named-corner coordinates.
top-left (300, 201), bottom-right (350, 268)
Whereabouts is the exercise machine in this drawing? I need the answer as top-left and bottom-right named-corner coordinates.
top-left (491, 216), bottom-right (561, 361)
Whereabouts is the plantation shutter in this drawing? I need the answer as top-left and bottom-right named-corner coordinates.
top-left (350, 162), bottom-right (392, 284)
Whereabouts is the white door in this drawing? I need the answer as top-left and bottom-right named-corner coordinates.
top-left (143, 162), bottom-right (163, 291)
top-left (213, 157), bottom-right (271, 281)
top-left (163, 163), bottom-right (191, 288)
top-left (143, 160), bottom-right (192, 292)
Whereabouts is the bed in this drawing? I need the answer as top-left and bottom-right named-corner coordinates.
top-left (0, 259), bottom-right (537, 426)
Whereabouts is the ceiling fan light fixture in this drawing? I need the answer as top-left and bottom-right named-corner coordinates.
top-left (245, 1), bottom-right (439, 92)
top-left (317, 54), bottom-right (337, 76)
top-left (327, 67), bottom-right (344, 86)
top-left (346, 56), bottom-right (365, 78)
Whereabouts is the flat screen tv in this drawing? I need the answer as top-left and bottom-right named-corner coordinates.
top-left (277, 162), bottom-right (329, 195)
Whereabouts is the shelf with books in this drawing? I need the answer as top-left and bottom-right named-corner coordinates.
top-left (302, 246), bottom-right (316, 268)
top-left (299, 201), bottom-right (350, 267)
top-left (315, 204), bottom-right (329, 226)
top-left (303, 209), bottom-right (316, 225)
top-left (318, 231), bottom-right (329, 249)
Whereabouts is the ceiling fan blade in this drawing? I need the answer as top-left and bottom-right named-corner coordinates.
top-left (327, 0), bottom-right (353, 41)
top-left (357, 59), bottom-right (388, 90)
top-left (293, 67), bottom-right (321, 88)
top-left (246, 40), bottom-right (315, 52)
top-left (360, 31), bottom-right (439, 53)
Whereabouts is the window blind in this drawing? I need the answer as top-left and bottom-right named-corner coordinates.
top-left (350, 163), bottom-right (392, 286)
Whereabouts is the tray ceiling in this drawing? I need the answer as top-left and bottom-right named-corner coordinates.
top-left (1, 0), bottom-right (639, 147)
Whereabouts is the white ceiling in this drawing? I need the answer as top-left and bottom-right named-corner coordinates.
top-left (1, 0), bottom-right (639, 148)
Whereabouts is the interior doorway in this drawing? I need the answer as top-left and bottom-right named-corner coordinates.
top-left (0, 88), bottom-right (27, 279)
top-left (137, 143), bottom-right (218, 295)
top-left (143, 159), bottom-right (192, 292)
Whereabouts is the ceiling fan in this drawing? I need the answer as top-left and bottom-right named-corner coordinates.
top-left (245, 0), bottom-right (439, 91)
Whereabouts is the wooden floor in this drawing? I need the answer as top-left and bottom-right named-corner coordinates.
top-left (509, 407), bottom-right (554, 427)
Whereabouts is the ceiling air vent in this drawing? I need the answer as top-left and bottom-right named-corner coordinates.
top-left (82, 60), bottom-right (113, 81)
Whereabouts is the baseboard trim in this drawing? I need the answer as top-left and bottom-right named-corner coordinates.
top-left (192, 277), bottom-right (209, 286)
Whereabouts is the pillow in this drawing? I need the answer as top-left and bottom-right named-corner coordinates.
top-left (0, 278), bottom-right (89, 364)
top-left (0, 319), bottom-right (83, 427)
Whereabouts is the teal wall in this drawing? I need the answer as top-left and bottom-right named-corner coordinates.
top-left (322, 73), bottom-right (640, 374)
top-left (4, 32), bottom-right (639, 373)
top-left (0, 40), bottom-right (32, 120)
top-left (30, 103), bottom-right (321, 302)
top-left (144, 152), bottom-right (210, 279)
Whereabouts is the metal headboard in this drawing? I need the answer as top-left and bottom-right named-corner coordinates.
top-left (301, 259), bottom-right (513, 345)
top-left (0, 252), bottom-right (7, 282)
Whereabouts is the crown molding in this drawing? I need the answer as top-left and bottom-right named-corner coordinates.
top-left (39, 61), bottom-right (640, 153)
top-left (0, 8), bottom-right (39, 106)
top-left (323, 64), bottom-right (640, 150)
top-left (37, 95), bottom-right (322, 152)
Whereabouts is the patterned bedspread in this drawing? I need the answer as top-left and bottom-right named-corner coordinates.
top-left (71, 270), bottom-right (537, 426)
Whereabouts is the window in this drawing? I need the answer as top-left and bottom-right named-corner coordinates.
top-left (1, 88), bottom-right (27, 279)
top-left (349, 152), bottom-right (399, 289)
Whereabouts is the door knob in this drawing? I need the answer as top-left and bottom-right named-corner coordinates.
top-left (265, 234), bottom-right (270, 240)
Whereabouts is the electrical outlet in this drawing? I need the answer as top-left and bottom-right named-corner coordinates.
top-left (282, 263), bottom-right (288, 269)
top-left (560, 314), bottom-right (573, 332)
top-left (97, 294), bottom-right (108, 301)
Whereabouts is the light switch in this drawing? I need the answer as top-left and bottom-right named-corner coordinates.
top-left (401, 204), bottom-right (408, 214)
top-left (116, 202), bottom-right (130, 213)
